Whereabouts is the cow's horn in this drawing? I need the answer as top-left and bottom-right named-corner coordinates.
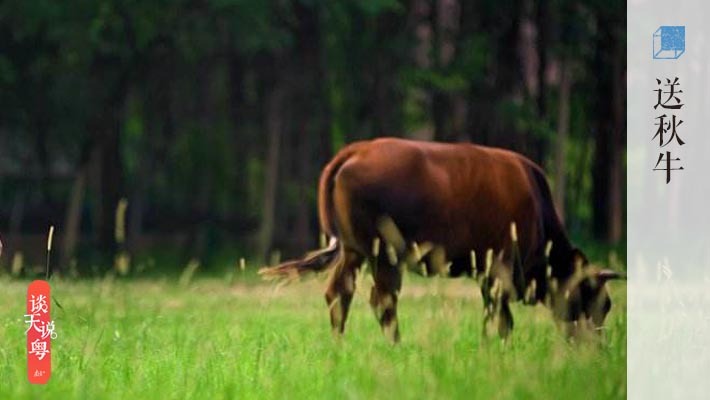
top-left (596, 269), bottom-right (626, 281)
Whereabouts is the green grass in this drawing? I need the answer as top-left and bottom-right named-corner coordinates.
top-left (0, 272), bottom-right (626, 399)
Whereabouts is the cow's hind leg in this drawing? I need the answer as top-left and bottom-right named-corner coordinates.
top-left (325, 249), bottom-right (361, 336)
top-left (369, 252), bottom-right (403, 343)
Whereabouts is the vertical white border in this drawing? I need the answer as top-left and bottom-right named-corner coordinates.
top-left (628, 1), bottom-right (710, 398)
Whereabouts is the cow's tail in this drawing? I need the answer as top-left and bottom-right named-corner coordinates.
top-left (317, 142), bottom-right (363, 237)
top-left (258, 237), bottom-right (340, 280)
top-left (259, 142), bottom-right (363, 280)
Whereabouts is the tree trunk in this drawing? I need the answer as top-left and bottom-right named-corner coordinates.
top-left (609, 32), bottom-right (625, 243)
top-left (187, 59), bottom-right (219, 260)
top-left (257, 84), bottom-right (285, 261)
top-left (408, 0), bottom-right (434, 141)
top-left (88, 56), bottom-right (128, 259)
top-left (98, 118), bottom-right (124, 256)
top-left (61, 167), bottom-right (87, 269)
top-left (534, 0), bottom-right (549, 163)
top-left (553, 59), bottom-right (571, 222)
top-left (431, 0), bottom-right (459, 142)
top-left (592, 12), bottom-right (623, 243)
top-left (294, 124), bottom-right (313, 251)
top-left (9, 190), bottom-right (25, 237)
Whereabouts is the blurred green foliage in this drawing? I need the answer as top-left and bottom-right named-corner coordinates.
top-left (0, 0), bottom-right (625, 271)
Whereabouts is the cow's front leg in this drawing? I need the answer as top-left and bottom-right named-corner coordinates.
top-left (370, 253), bottom-right (403, 343)
top-left (481, 285), bottom-right (496, 338)
top-left (370, 286), bottom-right (401, 343)
top-left (482, 298), bottom-right (514, 339)
top-left (324, 250), bottom-right (361, 336)
top-left (497, 299), bottom-right (514, 338)
top-left (481, 278), bottom-right (514, 340)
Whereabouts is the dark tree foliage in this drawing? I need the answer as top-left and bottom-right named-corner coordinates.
top-left (0, 0), bottom-right (625, 270)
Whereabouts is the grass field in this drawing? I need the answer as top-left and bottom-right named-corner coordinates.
top-left (0, 270), bottom-right (626, 399)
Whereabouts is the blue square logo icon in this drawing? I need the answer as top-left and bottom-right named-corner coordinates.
top-left (653, 26), bottom-right (685, 59)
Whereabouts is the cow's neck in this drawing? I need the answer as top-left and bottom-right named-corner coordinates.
top-left (547, 233), bottom-right (576, 280)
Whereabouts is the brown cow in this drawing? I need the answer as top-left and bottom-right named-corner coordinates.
top-left (260, 138), bottom-right (623, 341)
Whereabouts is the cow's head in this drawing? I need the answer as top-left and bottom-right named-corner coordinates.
top-left (553, 249), bottom-right (624, 332)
